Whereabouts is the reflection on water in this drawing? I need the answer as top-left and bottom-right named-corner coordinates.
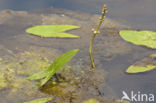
top-left (0, 0), bottom-right (155, 30)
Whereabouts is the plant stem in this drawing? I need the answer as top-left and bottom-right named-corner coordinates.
top-left (89, 4), bottom-right (107, 70)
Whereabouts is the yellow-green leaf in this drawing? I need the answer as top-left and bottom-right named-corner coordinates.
top-left (26, 25), bottom-right (80, 38)
top-left (119, 30), bottom-right (156, 49)
top-left (28, 49), bottom-right (79, 87)
top-left (27, 70), bottom-right (47, 80)
top-left (24, 97), bottom-right (53, 103)
top-left (126, 54), bottom-right (156, 73)
top-left (126, 65), bottom-right (156, 73)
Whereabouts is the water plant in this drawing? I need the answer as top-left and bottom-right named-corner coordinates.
top-left (24, 17), bottom-right (81, 102)
top-left (119, 30), bottom-right (156, 73)
top-left (126, 54), bottom-right (156, 73)
top-left (24, 5), bottom-right (109, 103)
top-left (26, 25), bottom-right (80, 38)
top-left (120, 30), bottom-right (156, 48)
top-left (89, 5), bottom-right (107, 70)
top-left (28, 49), bottom-right (79, 87)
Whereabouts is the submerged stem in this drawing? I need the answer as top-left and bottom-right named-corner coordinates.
top-left (89, 5), bottom-right (107, 70)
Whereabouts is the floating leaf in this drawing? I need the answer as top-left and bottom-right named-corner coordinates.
top-left (28, 49), bottom-right (79, 87)
top-left (126, 65), bottom-right (156, 73)
top-left (26, 25), bottom-right (80, 38)
top-left (119, 30), bottom-right (156, 48)
top-left (126, 54), bottom-right (156, 73)
top-left (24, 97), bottom-right (53, 103)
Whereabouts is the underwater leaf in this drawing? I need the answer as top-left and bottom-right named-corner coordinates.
top-left (24, 97), bottom-right (53, 103)
top-left (119, 30), bottom-right (156, 48)
top-left (26, 25), bottom-right (80, 38)
top-left (126, 54), bottom-right (156, 73)
top-left (39, 49), bottom-right (79, 87)
top-left (28, 49), bottom-right (79, 87)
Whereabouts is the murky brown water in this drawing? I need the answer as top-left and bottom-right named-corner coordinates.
top-left (0, 8), bottom-right (156, 103)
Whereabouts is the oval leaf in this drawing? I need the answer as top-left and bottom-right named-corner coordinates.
top-left (28, 49), bottom-right (79, 87)
top-left (24, 97), bottom-right (53, 103)
top-left (26, 25), bottom-right (80, 38)
top-left (120, 30), bottom-right (156, 49)
top-left (126, 54), bottom-right (156, 73)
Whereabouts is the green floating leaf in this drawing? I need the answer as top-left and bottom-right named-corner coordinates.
top-left (24, 97), bottom-right (53, 103)
top-left (28, 49), bottom-right (79, 87)
top-left (126, 54), bottom-right (156, 73)
top-left (120, 30), bottom-right (156, 49)
top-left (26, 25), bottom-right (80, 38)
top-left (126, 65), bottom-right (156, 73)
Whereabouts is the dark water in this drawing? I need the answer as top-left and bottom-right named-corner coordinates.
top-left (0, 0), bottom-right (156, 30)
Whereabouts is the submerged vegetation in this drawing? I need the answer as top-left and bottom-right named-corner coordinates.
top-left (28, 49), bottom-right (79, 87)
top-left (25, 49), bottom-right (79, 102)
top-left (89, 5), bottom-right (107, 70)
top-left (0, 48), bottom-right (109, 103)
top-left (0, 50), bottom-right (54, 102)
top-left (25, 21), bottom-right (80, 102)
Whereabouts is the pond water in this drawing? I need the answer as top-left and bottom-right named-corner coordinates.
top-left (0, 0), bottom-right (156, 103)
top-left (0, 0), bottom-right (156, 30)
